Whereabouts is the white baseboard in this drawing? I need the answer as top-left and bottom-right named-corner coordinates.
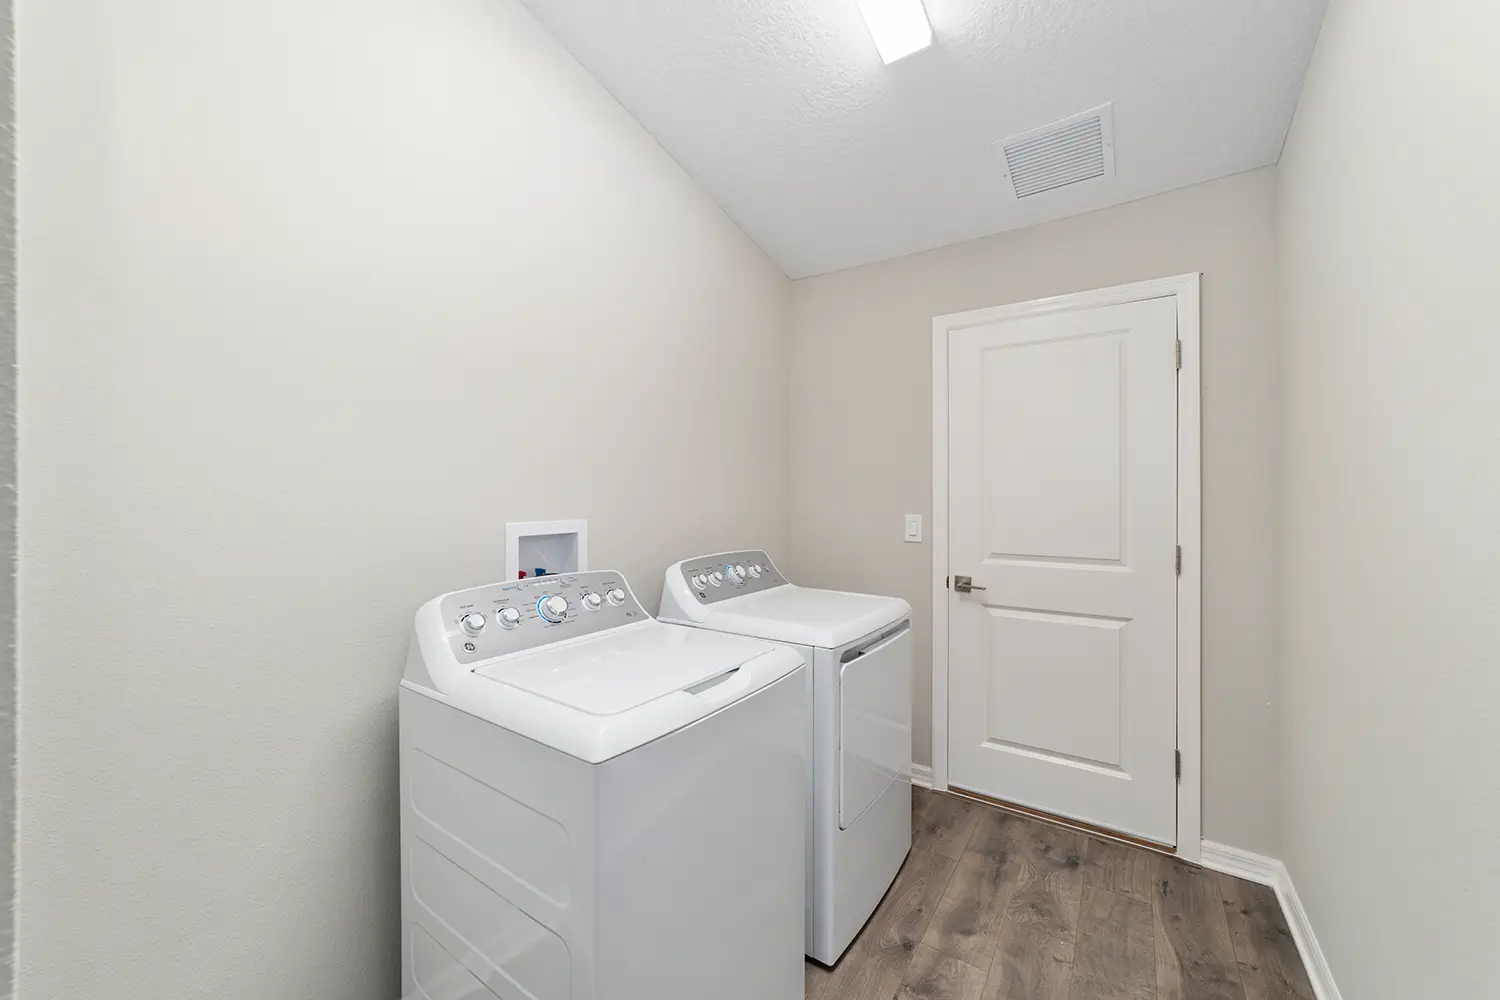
top-left (1199, 840), bottom-right (1282, 885)
top-left (909, 763), bottom-right (933, 789)
top-left (1200, 842), bottom-right (1342, 1000)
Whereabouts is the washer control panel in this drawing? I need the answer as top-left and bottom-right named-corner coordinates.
top-left (440, 571), bottom-right (646, 664)
top-left (679, 549), bottom-right (787, 605)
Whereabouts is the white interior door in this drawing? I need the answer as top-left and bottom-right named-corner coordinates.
top-left (946, 296), bottom-right (1179, 845)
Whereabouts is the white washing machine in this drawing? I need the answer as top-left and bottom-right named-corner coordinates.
top-left (659, 551), bottom-right (913, 965)
top-left (399, 570), bottom-right (807, 1000)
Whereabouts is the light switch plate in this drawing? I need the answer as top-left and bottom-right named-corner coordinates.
top-left (904, 514), bottom-right (923, 543)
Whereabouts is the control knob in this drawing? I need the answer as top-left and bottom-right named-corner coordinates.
top-left (748, 564), bottom-right (764, 578)
top-left (606, 587), bottom-right (627, 606)
top-left (707, 571), bottom-right (724, 587)
top-left (581, 592), bottom-right (604, 611)
top-left (537, 595), bottom-right (569, 623)
top-left (497, 607), bottom-right (522, 629)
top-left (726, 564), bottom-right (747, 586)
top-left (461, 612), bottom-right (486, 636)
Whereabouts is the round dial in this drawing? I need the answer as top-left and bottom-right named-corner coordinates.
top-left (537, 595), bottom-right (569, 623)
top-left (497, 607), bottom-right (522, 629)
top-left (461, 612), bottom-right (486, 636)
top-left (707, 571), bottom-right (724, 587)
top-left (692, 573), bottom-right (708, 589)
top-left (726, 564), bottom-right (747, 585)
top-left (581, 592), bottom-right (604, 611)
top-left (606, 587), bottom-right (627, 606)
top-left (748, 564), bottom-right (764, 578)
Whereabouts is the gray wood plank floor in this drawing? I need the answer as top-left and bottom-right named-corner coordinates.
top-left (806, 788), bottom-right (1315, 1000)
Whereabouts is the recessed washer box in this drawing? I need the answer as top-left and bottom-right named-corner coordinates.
top-left (506, 518), bottom-right (587, 580)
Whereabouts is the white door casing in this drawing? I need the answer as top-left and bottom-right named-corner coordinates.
top-left (930, 275), bottom-right (1201, 858)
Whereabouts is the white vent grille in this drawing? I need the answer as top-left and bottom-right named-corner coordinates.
top-left (996, 104), bottom-right (1116, 199)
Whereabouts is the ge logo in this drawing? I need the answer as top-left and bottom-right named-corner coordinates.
top-left (463, 642), bottom-right (476, 652)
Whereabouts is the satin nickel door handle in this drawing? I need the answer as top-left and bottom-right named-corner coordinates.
top-left (953, 575), bottom-right (986, 593)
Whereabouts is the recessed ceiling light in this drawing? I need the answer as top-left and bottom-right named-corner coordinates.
top-left (856, 0), bottom-right (933, 64)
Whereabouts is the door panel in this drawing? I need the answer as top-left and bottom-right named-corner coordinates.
top-left (981, 332), bottom-right (1125, 563)
top-left (983, 607), bottom-right (1126, 770)
top-left (947, 296), bottom-right (1178, 845)
top-left (839, 625), bottom-right (913, 830)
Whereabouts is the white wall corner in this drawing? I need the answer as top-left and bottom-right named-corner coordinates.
top-left (1200, 842), bottom-right (1343, 1000)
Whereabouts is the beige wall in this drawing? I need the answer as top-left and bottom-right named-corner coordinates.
top-left (0, 0), bottom-right (13, 994)
top-left (15, 1), bottom-right (789, 998)
top-left (789, 168), bottom-right (1281, 854)
top-left (1277, 0), bottom-right (1499, 996)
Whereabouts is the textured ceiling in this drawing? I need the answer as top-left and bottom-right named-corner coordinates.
top-left (520, 0), bottom-right (1327, 277)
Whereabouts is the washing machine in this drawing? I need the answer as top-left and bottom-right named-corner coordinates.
top-left (399, 570), bottom-right (807, 1000)
top-left (659, 551), bottom-right (912, 964)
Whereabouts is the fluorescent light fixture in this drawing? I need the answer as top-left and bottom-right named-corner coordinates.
top-left (856, 0), bottom-right (933, 64)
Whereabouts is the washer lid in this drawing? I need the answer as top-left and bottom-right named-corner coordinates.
top-left (478, 623), bottom-right (775, 713)
top-left (694, 585), bottom-right (911, 649)
top-left (455, 621), bottom-right (803, 763)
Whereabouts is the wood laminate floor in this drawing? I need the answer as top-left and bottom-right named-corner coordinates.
top-left (805, 788), bottom-right (1315, 1000)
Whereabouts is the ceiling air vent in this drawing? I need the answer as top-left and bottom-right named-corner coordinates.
top-left (995, 103), bottom-right (1115, 199)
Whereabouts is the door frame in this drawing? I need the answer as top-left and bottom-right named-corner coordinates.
top-left (929, 273), bottom-right (1202, 862)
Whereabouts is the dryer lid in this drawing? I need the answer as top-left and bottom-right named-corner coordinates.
top-left (694, 585), bottom-right (911, 649)
top-left (450, 622), bottom-right (804, 763)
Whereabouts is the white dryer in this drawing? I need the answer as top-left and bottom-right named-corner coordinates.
top-left (400, 570), bottom-right (807, 1000)
top-left (659, 551), bottom-right (912, 965)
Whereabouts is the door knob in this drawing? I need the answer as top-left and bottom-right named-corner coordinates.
top-left (953, 575), bottom-right (987, 594)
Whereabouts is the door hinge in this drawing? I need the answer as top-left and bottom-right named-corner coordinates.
top-left (1175, 545), bottom-right (1182, 575)
top-left (1176, 749), bottom-right (1182, 781)
top-left (1176, 340), bottom-right (1182, 370)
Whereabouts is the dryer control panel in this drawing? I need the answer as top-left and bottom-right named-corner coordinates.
top-left (440, 571), bottom-right (649, 664)
top-left (678, 549), bottom-right (788, 605)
